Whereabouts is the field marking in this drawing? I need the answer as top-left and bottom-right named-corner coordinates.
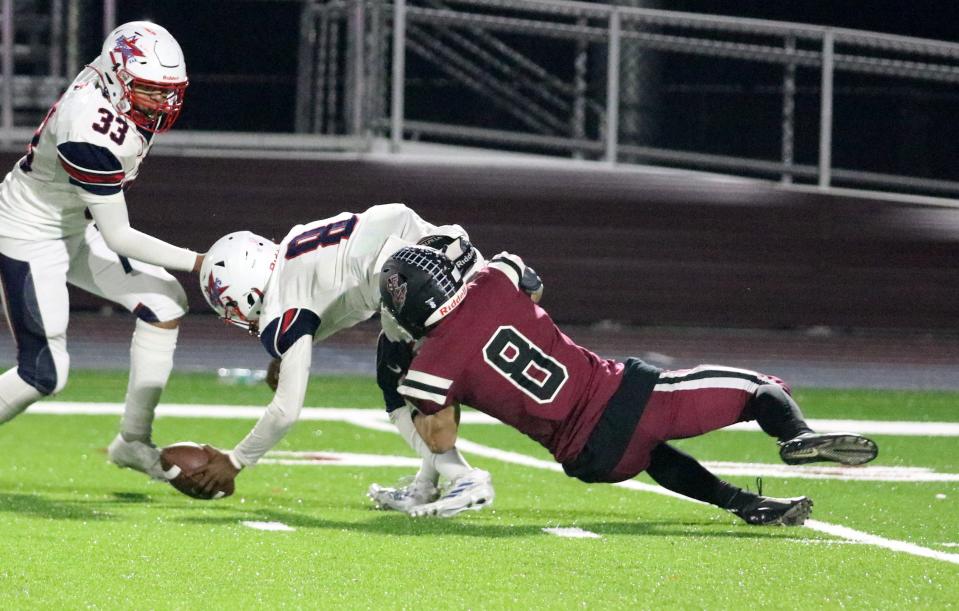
top-left (803, 521), bottom-right (959, 565)
top-left (543, 527), bottom-right (601, 539)
top-left (242, 521), bottom-right (295, 532)
top-left (261, 451), bottom-right (421, 468)
top-left (261, 450), bottom-right (959, 485)
top-left (701, 461), bottom-right (959, 482)
top-left (344, 414), bottom-right (959, 566)
top-left (26, 402), bottom-right (959, 565)
top-left (29, 402), bottom-right (959, 436)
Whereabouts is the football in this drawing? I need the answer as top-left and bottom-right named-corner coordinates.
top-left (160, 442), bottom-right (235, 500)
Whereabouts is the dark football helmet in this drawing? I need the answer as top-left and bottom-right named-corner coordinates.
top-left (380, 245), bottom-right (467, 338)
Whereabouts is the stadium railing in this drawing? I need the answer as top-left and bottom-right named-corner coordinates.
top-left (2, 0), bottom-right (959, 197)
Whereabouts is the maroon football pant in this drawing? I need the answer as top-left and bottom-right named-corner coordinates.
top-left (608, 365), bottom-right (787, 481)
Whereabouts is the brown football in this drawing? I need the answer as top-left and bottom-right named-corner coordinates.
top-left (160, 442), bottom-right (235, 500)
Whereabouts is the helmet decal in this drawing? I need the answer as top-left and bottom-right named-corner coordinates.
top-left (112, 35), bottom-right (146, 67)
top-left (203, 270), bottom-right (230, 307)
top-left (385, 273), bottom-right (407, 311)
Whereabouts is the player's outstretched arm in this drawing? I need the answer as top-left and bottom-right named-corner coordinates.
top-left (87, 200), bottom-right (199, 272)
top-left (412, 404), bottom-right (460, 453)
top-left (229, 335), bottom-right (314, 468)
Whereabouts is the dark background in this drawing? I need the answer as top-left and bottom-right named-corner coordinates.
top-left (91, 1), bottom-right (959, 182)
top-left (13, 2), bottom-right (959, 330)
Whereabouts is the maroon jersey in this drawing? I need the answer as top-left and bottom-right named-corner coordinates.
top-left (398, 255), bottom-right (625, 463)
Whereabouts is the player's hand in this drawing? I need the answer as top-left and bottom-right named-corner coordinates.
top-left (520, 266), bottom-right (544, 303)
top-left (266, 357), bottom-right (281, 391)
top-left (193, 445), bottom-right (240, 495)
top-left (193, 253), bottom-right (205, 274)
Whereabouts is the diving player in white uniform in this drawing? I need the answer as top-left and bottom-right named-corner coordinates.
top-left (0, 22), bottom-right (202, 479)
top-left (192, 204), bottom-right (495, 516)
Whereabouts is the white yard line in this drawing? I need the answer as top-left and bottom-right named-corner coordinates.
top-left (27, 402), bottom-right (959, 565)
top-left (344, 412), bottom-right (959, 567)
top-left (803, 521), bottom-right (959, 565)
top-left (543, 527), bottom-right (602, 539)
top-left (30, 402), bottom-right (959, 437)
top-left (241, 521), bottom-right (295, 532)
top-left (700, 461), bottom-right (959, 482)
top-left (261, 452), bottom-right (421, 468)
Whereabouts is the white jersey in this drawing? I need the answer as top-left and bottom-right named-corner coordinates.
top-left (258, 203), bottom-right (472, 353)
top-left (0, 68), bottom-right (152, 240)
top-left (232, 203), bottom-right (479, 467)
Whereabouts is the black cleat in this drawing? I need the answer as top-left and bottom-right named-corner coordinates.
top-left (731, 495), bottom-right (813, 526)
top-left (779, 432), bottom-right (878, 466)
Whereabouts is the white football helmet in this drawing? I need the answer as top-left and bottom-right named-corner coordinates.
top-left (200, 232), bottom-right (279, 332)
top-left (89, 21), bottom-right (188, 133)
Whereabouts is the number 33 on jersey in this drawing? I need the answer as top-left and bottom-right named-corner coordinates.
top-left (0, 79), bottom-right (151, 241)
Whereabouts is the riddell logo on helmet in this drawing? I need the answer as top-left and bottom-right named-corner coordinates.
top-left (438, 286), bottom-right (467, 316)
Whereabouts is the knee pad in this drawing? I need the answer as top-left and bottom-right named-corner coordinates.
top-left (132, 281), bottom-right (187, 324)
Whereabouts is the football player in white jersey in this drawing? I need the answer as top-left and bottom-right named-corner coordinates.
top-left (192, 204), bottom-right (504, 516)
top-left (0, 22), bottom-right (201, 479)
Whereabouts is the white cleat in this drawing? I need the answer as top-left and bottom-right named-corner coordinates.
top-left (107, 434), bottom-right (172, 481)
top-left (367, 476), bottom-right (439, 512)
top-left (409, 469), bottom-right (494, 518)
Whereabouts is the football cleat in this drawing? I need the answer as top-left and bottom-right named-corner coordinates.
top-left (367, 476), bottom-right (439, 512)
top-left (107, 434), bottom-right (174, 481)
top-left (779, 432), bottom-right (878, 466)
top-left (730, 495), bottom-right (813, 526)
top-left (408, 469), bottom-right (494, 518)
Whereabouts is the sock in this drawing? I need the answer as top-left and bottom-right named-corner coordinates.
top-left (389, 405), bottom-right (440, 483)
top-left (746, 384), bottom-right (814, 442)
top-left (0, 369), bottom-right (43, 424)
top-left (646, 443), bottom-right (753, 509)
top-left (432, 448), bottom-right (473, 482)
top-left (121, 319), bottom-right (177, 443)
top-left (388, 405), bottom-right (476, 483)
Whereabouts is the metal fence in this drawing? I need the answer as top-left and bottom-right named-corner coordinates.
top-left (292, 0), bottom-right (959, 195)
top-left (3, 0), bottom-right (959, 196)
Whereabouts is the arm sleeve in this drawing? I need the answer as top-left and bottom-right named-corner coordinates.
top-left (376, 331), bottom-right (413, 412)
top-left (231, 335), bottom-right (313, 467)
top-left (87, 201), bottom-right (198, 272)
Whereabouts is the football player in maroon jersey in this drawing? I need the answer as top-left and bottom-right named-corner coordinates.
top-left (377, 245), bottom-right (878, 524)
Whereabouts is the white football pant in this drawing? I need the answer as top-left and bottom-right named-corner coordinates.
top-left (0, 223), bottom-right (186, 423)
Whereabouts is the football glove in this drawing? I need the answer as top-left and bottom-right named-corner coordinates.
top-left (520, 265), bottom-right (544, 303)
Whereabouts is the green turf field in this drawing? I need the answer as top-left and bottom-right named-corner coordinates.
top-left (1, 371), bottom-right (957, 608)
